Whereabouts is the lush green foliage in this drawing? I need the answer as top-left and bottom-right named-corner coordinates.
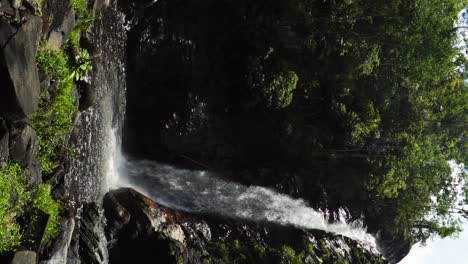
top-left (70, 0), bottom-right (97, 45)
top-left (0, 0), bottom-right (95, 254)
top-left (32, 0), bottom-right (94, 173)
top-left (32, 47), bottom-right (78, 173)
top-left (263, 71), bottom-right (299, 109)
top-left (0, 163), bottom-right (27, 252)
top-left (0, 164), bottom-right (62, 253)
top-left (33, 184), bottom-right (63, 250)
top-left (71, 49), bottom-right (93, 81)
top-left (236, 0), bottom-right (468, 244)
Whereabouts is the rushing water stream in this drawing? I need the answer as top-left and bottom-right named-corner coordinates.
top-left (104, 130), bottom-right (377, 248)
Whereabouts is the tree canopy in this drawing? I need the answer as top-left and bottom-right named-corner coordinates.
top-left (238, 0), bottom-right (468, 244)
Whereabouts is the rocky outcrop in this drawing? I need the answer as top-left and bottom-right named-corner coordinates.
top-left (75, 203), bottom-right (108, 264)
top-left (0, 14), bottom-right (42, 120)
top-left (8, 121), bottom-right (37, 167)
top-left (46, 5), bottom-right (75, 51)
top-left (103, 188), bottom-right (387, 264)
top-left (10, 250), bottom-right (37, 264)
top-left (103, 188), bottom-right (186, 264)
top-left (8, 120), bottom-right (41, 185)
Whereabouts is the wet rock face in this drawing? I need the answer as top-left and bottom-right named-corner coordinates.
top-left (0, 15), bottom-right (42, 120)
top-left (77, 203), bottom-right (108, 264)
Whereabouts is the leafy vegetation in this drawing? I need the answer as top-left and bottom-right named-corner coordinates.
top-left (71, 49), bottom-right (93, 81)
top-left (0, 0), bottom-right (95, 251)
top-left (32, 47), bottom-right (78, 173)
top-left (0, 0), bottom-right (97, 254)
top-left (0, 164), bottom-right (62, 253)
top-left (227, 0), bottom-right (468, 244)
top-left (0, 163), bottom-right (28, 252)
top-left (33, 184), bottom-right (63, 250)
top-left (70, 0), bottom-right (97, 47)
top-left (31, 0), bottom-right (94, 174)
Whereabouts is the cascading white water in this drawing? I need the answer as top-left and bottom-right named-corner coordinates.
top-left (104, 130), bottom-right (377, 249)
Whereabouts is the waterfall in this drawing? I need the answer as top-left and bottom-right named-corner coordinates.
top-left (104, 131), bottom-right (377, 249)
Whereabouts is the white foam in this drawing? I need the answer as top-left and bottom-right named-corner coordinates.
top-left (113, 156), bottom-right (377, 248)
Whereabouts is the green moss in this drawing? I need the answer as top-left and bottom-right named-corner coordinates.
top-left (279, 245), bottom-right (304, 264)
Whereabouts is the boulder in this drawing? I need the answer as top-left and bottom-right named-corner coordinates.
top-left (0, 15), bottom-right (42, 120)
top-left (10, 250), bottom-right (37, 264)
top-left (8, 120), bottom-right (38, 168)
top-left (103, 189), bottom-right (187, 264)
top-left (46, 6), bottom-right (75, 51)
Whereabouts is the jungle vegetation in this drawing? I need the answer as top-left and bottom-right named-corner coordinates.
top-left (228, 0), bottom-right (468, 244)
